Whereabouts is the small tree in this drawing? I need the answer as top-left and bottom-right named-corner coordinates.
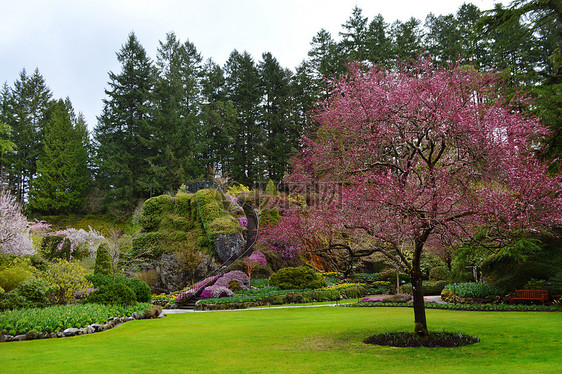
top-left (104, 228), bottom-right (131, 280)
top-left (244, 250), bottom-right (267, 283)
top-left (284, 59), bottom-right (562, 336)
top-left (0, 189), bottom-right (34, 255)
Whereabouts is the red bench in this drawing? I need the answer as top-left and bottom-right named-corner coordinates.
top-left (509, 290), bottom-right (549, 305)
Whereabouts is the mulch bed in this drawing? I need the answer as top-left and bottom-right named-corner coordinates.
top-left (364, 331), bottom-right (480, 348)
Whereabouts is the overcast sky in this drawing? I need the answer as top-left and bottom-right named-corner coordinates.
top-left (0, 0), bottom-right (506, 130)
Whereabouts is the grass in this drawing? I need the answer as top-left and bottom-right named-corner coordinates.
top-left (1, 306), bottom-right (560, 373)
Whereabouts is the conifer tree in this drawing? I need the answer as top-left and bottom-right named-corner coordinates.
top-left (94, 32), bottom-right (156, 212)
top-left (224, 50), bottom-right (263, 184)
top-left (28, 99), bottom-right (90, 214)
top-left (4, 69), bottom-right (52, 202)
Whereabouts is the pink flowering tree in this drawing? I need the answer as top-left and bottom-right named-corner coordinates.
top-left (0, 189), bottom-right (35, 255)
top-left (285, 60), bottom-right (562, 336)
top-left (244, 250), bottom-right (267, 283)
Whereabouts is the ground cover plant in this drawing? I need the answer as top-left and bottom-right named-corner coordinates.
top-left (0, 303), bottom-right (152, 335)
top-left (0, 307), bottom-right (560, 373)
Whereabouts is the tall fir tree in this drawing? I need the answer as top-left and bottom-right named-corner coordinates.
top-left (28, 99), bottom-right (90, 214)
top-left (259, 52), bottom-right (293, 181)
top-left (364, 14), bottom-right (393, 63)
top-left (94, 32), bottom-right (156, 213)
top-left (339, 6), bottom-right (369, 61)
top-left (224, 50), bottom-right (263, 184)
top-left (152, 32), bottom-right (204, 193)
top-left (4, 69), bottom-right (52, 202)
top-left (200, 59), bottom-right (238, 176)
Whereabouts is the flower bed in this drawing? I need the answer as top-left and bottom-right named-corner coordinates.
top-left (347, 301), bottom-right (561, 312)
top-left (196, 285), bottom-right (366, 310)
top-left (0, 302), bottom-right (157, 341)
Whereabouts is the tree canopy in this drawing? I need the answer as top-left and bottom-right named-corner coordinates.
top-left (279, 59), bottom-right (562, 336)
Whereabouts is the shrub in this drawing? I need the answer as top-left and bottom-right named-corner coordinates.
top-left (214, 270), bottom-right (250, 290)
top-left (134, 270), bottom-right (161, 293)
top-left (429, 266), bottom-right (451, 281)
top-left (547, 273), bottom-right (562, 294)
top-left (442, 282), bottom-right (504, 298)
top-left (269, 267), bottom-right (326, 290)
top-left (86, 274), bottom-right (151, 302)
top-left (43, 259), bottom-right (93, 304)
top-left (0, 266), bottom-right (34, 292)
top-left (259, 208), bottom-right (281, 227)
top-left (122, 277), bottom-right (151, 302)
top-left (85, 282), bottom-right (136, 306)
top-left (200, 285), bottom-right (234, 299)
top-left (523, 278), bottom-right (547, 290)
top-left (94, 243), bottom-right (112, 276)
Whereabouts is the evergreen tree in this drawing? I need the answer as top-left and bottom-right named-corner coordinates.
top-left (259, 52), bottom-right (293, 181)
top-left (28, 99), bottom-right (90, 214)
top-left (308, 29), bottom-right (345, 82)
top-left (94, 243), bottom-right (112, 276)
top-left (94, 32), bottom-right (156, 212)
top-left (152, 32), bottom-right (204, 193)
top-left (224, 50), bottom-right (263, 184)
top-left (5, 69), bottom-right (52, 202)
top-left (339, 6), bottom-right (369, 61)
top-left (364, 14), bottom-right (393, 63)
top-left (390, 18), bottom-right (423, 60)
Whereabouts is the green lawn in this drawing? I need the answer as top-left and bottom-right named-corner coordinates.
top-left (1, 306), bottom-right (560, 373)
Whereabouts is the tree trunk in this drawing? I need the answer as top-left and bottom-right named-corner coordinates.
top-left (411, 241), bottom-right (429, 337)
top-left (411, 270), bottom-right (428, 337)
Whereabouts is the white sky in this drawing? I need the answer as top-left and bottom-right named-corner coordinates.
top-left (0, 0), bottom-right (507, 130)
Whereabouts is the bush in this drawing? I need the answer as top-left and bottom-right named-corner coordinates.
top-left (214, 270), bottom-right (250, 290)
top-left (429, 266), bottom-right (451, 281)
top-left (443, 282), bottom-right (504, 298)
top-left (269, 267), bottom-right (326, 290)
top-left (134, 270), bottom-right (161, 293)
top-left (0, 266), bottom-right (34, 293)
top-left (547, 273), bottom-right (562, 294)
top-left (122, 277), bottom-right (151, 302)
top-left (85, 282), bottom-right (136, 306)
top-left (94, 243), bottom-right (112, 276)
top-left (523, 278), bottom-right (547, 290)
top-left (43, 259), bottom-right (93, 304)
top-left (200, 286), bottom-right (235, 299)
top-left (86, 274), bottom-right (151, 303)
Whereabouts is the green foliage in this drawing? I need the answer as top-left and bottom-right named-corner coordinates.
top-left (85, 282), bottom-right (137, 306)
top-left (523, 278), bottom-right (547, 290)
top-left (443, 283), bottom-right (504, 298)
top-left (269, 267), bottom-right (326, 290)
top-left (94, 243), bottom-right (112, 276)
top-left (0, 302), bottom-right (151, 335)
top-left (86, 274), bottom-right (151, 303)
top-left (265, 179), bottom-right (277, 195)
top-left (42, 259), bottom-right (92, 304)
top-left (547, 273), bottom-right (562, 294)
top-left (122, 277), bottom-right (151, 302)
top-left (259, 208), bottom-right (281, 227)
top-left (0, 266), bottom-right (34, 292)
top-left (133, 189), bottom-right (241, 259)
top-left (28, 99), bottom-right (90, 214)
top-left (196, 188), bottom-right (241, 241)
top-left (40, 235), bottom-right (67, 261)
top-left (0, 277), bottom-right (54, 310)
top-left (429, 266), bottom-right (451, 281)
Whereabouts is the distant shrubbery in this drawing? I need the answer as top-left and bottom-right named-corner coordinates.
top-left (269, 267), bottom-right (326, 290)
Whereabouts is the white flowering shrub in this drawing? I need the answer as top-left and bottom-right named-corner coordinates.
top-left (0, 190), bottom-right (35, 256)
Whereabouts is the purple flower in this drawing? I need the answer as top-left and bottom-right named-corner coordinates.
top-left (237, 216), bottom-right (248, 228)
top-left (245, 251), bottom-right (267, 266)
